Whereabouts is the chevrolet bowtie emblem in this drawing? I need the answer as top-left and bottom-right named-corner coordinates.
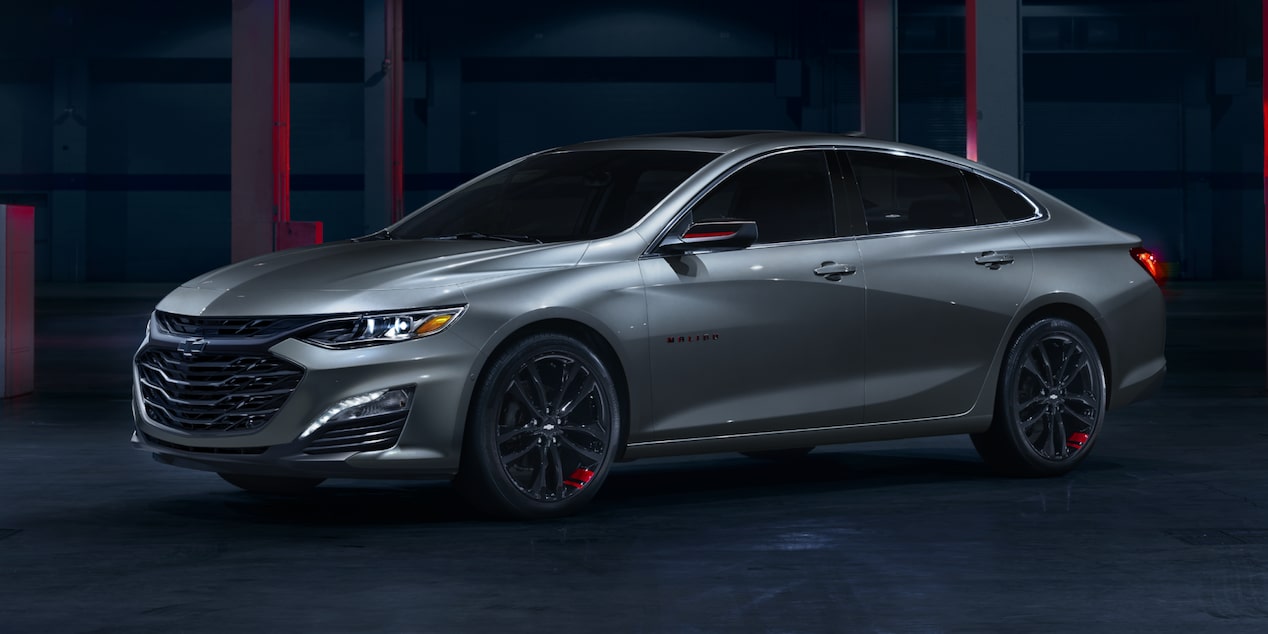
top-left (177, 337), bottom-right (207, 357)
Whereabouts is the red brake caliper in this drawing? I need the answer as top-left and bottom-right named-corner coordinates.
top-left (563, 468), bottom-right (595, 490)
top-left (1066, 432), bottom-right (1090, 451)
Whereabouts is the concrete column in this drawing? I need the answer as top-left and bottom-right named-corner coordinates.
top-left (363, 0), bottom-right (404, 233)
top-left (1, 205), bottom-right (35, 398)
top-left (231, 0), bottom-right (282, 261)
top-left (966, 0), bottom-right (1022, 177)
top-left (858, 0), bottom-right (896, 140)
top-left (50, 57), bottom-right (88, 281)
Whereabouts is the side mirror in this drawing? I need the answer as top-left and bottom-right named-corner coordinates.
top-left (658, 220), bottom-right (758, 255)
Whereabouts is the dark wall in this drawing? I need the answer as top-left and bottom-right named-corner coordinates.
top-left (0, 0), bottom-right (1262, 282)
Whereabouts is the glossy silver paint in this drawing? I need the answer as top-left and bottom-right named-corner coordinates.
top-left (132, 131), bottom-right (1166, 480)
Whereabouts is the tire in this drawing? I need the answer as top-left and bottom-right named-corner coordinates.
top-left (457, 333), bottom-right (622, 520)
top-left (741, 447), bottom-right (815, 461)
top-left (972, 318), bottom-right (1107, 477)
top-left (218, 473), bottom-right (324, 494)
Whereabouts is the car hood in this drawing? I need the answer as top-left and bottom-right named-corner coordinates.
top-left (156, 239), bottom-right (588, 316)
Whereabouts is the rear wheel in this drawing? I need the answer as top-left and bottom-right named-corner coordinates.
top-left (218, 473), bottom-right (324, 494)
top-left (458, 333), bottom-right (621, 520)
top-left (972, 318), bottom-right (1106, 476)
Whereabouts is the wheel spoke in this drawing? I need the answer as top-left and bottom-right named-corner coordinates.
top-left (1039, 413), bottom-right (1056, 457)
top-left (548, 444), bottom-right (565, 498)
top-left (501, 441), bottom-right (539, 465)
top-left (1020, 408), bottom-right (1045, 432)
top-left (1065, 392), bottom-right (1098, 410)
top-left (510, 378), bottom-right (546, 418)
top-left (559, 377), bottom-right (598, 417)
top-left (529, 445), bottom-right (548, 494)
top-left (1017, 394), bottom-right (1047, 410)
top-left (524, 362), bottom-right (551, 415)
top-left (1062, 405), bottom-right (1095, 429)
top-left (559, 422), bottom-right (605, 441)
top-left (1051, 412), bottom-right (1068, 459)
top-left (551, 363), bottom-right (581, 412)
top-left (497, 425), bottom-right (533, 444)
top-left (558, 434), bottom-right (603, 463)
top-left (1020, 356), bottom-right (1045, 383)
top-left (1035, 341), bottom-right (1056, 385)
top-left (1025, 413), bottom-right (1047, 445)
top-left (1061, 357), bottom-right (1091, 388)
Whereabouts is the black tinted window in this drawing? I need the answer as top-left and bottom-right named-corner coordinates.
top-left (687, 150), bottom-right (835, 243)
top-left (394, 150), bottom-right (716, 242)
top-left (981, 177), bottom-right (1037, 221)
top-left (847, 151), bottom-right (974, 234)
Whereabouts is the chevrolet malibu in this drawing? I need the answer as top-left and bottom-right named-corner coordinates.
top-left (132, 131), bottom-right (1166, 519)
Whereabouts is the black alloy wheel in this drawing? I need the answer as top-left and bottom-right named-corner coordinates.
top-left (218, 473), bottom-right (324, 494)
top-left (972, 318), bottom-right (1107, 476)
top-left (459, 333), bottom-right (621, 519)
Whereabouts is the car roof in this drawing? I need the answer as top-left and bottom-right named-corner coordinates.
top-left (569, 130), bottom-right (1048, 192)
top-left (559, 130), bottom-right (934, 156)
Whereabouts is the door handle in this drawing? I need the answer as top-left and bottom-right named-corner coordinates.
top-left (813, 262), bottom-right (856, 280)
top-left (974, 251), bottom-right (1015, 269)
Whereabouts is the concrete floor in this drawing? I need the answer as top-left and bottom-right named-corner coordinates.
top-left (1, 281), bottom-right (1266, 632)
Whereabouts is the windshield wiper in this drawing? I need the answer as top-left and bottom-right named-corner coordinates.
top-left (432, 232), bottom-right (543, 244)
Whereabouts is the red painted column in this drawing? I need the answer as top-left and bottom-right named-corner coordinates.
top-left (273, 0), bottom-right (290, 226)
top-left (231, 0), bottom-right (320, 260)
top-left (1, 205), bottom-right (35, 398)
top-left (965, 0), bottom-right (978, 161)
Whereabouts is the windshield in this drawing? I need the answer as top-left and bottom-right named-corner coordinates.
top-left (392, 149), bottom-right (718, 242)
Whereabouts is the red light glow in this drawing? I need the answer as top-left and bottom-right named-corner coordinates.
top-left (1130, 247), bottom-right (1165, 285)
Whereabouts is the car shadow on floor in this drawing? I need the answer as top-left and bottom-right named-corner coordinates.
top-left (136, 449), bottom-right (1126, 526)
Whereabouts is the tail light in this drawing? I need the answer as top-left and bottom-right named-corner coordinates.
top-left (1130, 247), bottom-right (1165, 286)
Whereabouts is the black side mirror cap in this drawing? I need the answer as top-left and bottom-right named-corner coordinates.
top-left (658, 221), bottom-right (758, 255)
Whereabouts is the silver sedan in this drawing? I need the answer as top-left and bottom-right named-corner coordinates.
top-left (132, 131), bottom-right (1167, 519)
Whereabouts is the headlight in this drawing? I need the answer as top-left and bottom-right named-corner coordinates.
top-left (301, 306), bottom-right (465, 349)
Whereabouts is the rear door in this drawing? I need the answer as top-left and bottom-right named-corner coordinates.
top-left (839, 149), bottom-right (1034, 423)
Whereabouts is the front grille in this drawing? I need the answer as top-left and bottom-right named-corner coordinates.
top-left (137, 348), bottom-right (304, 433)
top-left (154, 312), bottom-right (316, 339)
top-left (304, 413), bottom-right (407, 455)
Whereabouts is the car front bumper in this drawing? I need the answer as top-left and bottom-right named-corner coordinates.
top-left (132, 330), bottom-right (481, 480)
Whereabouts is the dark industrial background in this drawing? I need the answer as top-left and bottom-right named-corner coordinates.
top-left (2, 1), bottom-right (1267, 632)
top-left (0, 0), bottom-right (1263, 284)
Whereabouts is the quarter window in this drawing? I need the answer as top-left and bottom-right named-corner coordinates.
top-left (847, 151), bottom-right (975, 234)
top-left (686, 150), bottom-right (835, 244)
top-left (980, 176), bottom-right (1038, 221)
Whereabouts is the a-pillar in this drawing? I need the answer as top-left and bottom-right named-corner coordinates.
top-left (859, 0), bottom-right (896, 140)
top-left (966, 0), bottom-right (1022, 177)
top-left (364, 0), bottom-right (404, 234)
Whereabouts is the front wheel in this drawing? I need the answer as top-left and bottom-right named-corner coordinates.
top-left (457, 333), bottom-right (622, 519)
top-left (218, 473), bottom-right (324, 494)
top-left (972, 318), bottom-right (1107, 477)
